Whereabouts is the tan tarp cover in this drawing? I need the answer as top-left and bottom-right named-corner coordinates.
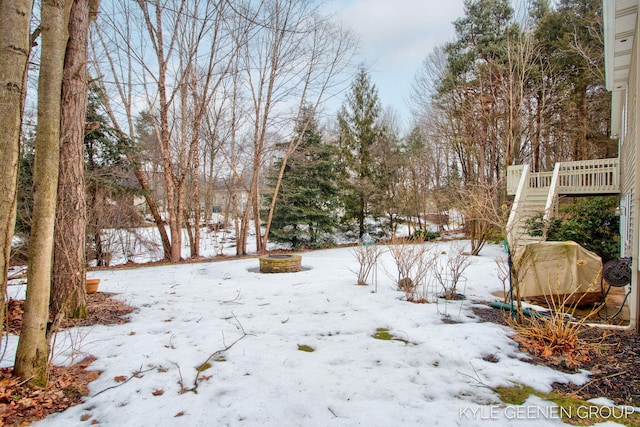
top-left (513, 241), bottom-right (603, 305)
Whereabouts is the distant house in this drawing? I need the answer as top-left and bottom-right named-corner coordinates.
top-left (210, 179), bottom-right (250, 215)
top-left (604, 0), bottom-right (639, 330)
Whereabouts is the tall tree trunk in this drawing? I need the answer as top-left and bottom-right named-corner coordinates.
top-left (359, 194), bottom-right (365, 238)
top-left (577, 85), bottom-right (588, 161)
top-left (92, 5), bottom-right (173, 261)
top-left (184, 205), bottom-right (194, 256)
top-left (191, 143), bottom-right (201, 258)
top-left (237, 194), bottom-right (251, 256)
top-left (52, 0), bottom-right (99, 322)
top-left (533, 92), bottom-right (542, 172)
top-left (15, 0), bottom-right (71, 386)
top-left (135, 0), bottom-right (182, 262)
top-left (248, 130), bottom-right (263, 254)
top-left (0, 0), bottom-right (33, 341)
top-left (159, 95), bottom-right (181, 262)
top-left (252, 190), bottom-right (262, 253)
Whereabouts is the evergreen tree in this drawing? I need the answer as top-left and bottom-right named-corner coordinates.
top-left (264, 108), bottom-right (341, 249)
top-left (439, 0), bottom-right (519, 184)
top-left (17, 85), bottom-right (137, 268)
top-left (337, 66), bottom-right (382, 237)
top-left (84, 85), bottom-right (139, 266)
top-left (369, 119), bottom-right (405, 237)
top-left (534, 0), bottom-right (612, 160)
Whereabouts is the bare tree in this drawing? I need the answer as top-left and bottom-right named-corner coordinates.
top-left (260, 17), bottom-right (356, 250)
top-left (93, 0), bottom-right (354, 259)
top-left (230, 0), bottom-right (355, 255)
top-left (235, 0), bottom-right (307, 255)
top-left (92, 1), bottom-right (173, 259)
top-left (95, 0), bottom-right (238, 262)
top-left (0, 0), bottom-right (33, 341)
top-left (15, 0), bottom-right (72, 386)
top-left (134, 0), bottom-right (187, 262)
top-left (51, 0), bottom-right (100, 323)
top-left (460, 180), bottom-right (509, 255)
top-left (173, 1), bottom-right (239, 258)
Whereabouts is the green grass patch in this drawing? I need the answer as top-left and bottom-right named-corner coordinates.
top-left (372, 328), bottom-right (394, 340)
top-left (494, 384), bottom-right (640, 426)
top-left (494, 384), bottom-right (535, 405)
top-left (195, 362), bottom-right (212, 372)
top-left (371, 328), bottom-right (413, 344)
top-left (297, 344), bottom-right (315, 352)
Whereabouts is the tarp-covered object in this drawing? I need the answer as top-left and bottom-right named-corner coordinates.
top-left (514, 241), bottom-right (603, 306)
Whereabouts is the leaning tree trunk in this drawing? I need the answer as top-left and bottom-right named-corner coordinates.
top-left (52, 0), bottom-right (99, 322)
top-left (131, 166), bottom-right (171, 259)
top-left (15, 0), bottom-right (71, 387)
top-left (0, 0), bottom-right (33, 342)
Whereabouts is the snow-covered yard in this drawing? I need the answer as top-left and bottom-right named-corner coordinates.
top-left (3, 242), bottom-right (608, 426)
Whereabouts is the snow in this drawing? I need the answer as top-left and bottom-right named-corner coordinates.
top-left (3, 241), bottom-right (613, 426)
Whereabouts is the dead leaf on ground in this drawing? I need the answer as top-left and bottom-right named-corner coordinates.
top-left (2, 293), bottom-right (135, 427)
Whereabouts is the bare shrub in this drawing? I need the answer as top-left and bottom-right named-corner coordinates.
top-left (109, 228), bottom-right (160, 264)
top-left (386, 238), bottom-right (435, 302)
top-left (351, 244), bottom-right (382, 286)
top-left (460, 180), bottom-right (508, 255)
top-left (509, 246), bottom-right (538, 314)
top-left (432, 244), bottom-right (474, 300)
top-left (495, 256), bottom-right (510, 302)
top-left (87, 190), bottom-right (149, 266)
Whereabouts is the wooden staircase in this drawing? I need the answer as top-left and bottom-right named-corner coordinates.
top-left (506, 158), bottom-right (619, 249)
top-left (507, 187), bottom-right (548, 246)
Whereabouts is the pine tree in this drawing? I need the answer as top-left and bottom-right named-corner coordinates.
top-left (84, 85), bottom-right (138, 267)
top-left (534, 0), bottom-right (611, 161)
top-left (337, 66), bottom-right (382, 237)
top-left (264, 108), bottom-right (341, 249)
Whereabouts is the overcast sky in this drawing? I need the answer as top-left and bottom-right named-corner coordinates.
top-left (324, 0), bottom-right (466, 132)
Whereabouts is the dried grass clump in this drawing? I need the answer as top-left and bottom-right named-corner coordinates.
top-left (508, 270), bottom-right (604, 370)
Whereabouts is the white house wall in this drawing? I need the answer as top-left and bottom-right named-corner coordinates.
top-left (618, 6), bottom-right (639, 329)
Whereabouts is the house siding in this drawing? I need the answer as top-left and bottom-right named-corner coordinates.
top-left (621, 25), bottom-right (637, 259)
top-left (621, 12), bottom-right (640, 330)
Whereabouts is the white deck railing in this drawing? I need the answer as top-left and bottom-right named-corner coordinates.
top-left (544, 163), bottom-right (561, 223)
top-left (506, 164), bottom-right (530, 248)
top-left (506, 158), bottom-right (619, 196)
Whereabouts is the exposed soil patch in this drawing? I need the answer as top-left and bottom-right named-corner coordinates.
top-left (2, 292), bottom-right (134, 426)
top-left (473, 304), bottom-right (640, 407)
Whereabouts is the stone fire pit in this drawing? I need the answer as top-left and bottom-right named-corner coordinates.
top-left (259, 254), bottom-right (302, 273)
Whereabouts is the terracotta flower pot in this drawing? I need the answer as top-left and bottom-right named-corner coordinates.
top-left (86, 278), bottom-right (100, 294)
